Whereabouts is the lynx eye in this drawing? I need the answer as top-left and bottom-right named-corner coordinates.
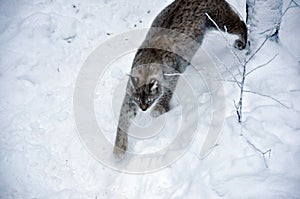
top-left (150, 88), bottom-right (156, 94)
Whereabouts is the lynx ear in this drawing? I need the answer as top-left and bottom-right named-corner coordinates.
top-left (130, 75), bottom-right (139, 88)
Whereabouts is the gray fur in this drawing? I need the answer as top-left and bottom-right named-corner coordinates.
top-left (114, 0), bottom-right (247, 158)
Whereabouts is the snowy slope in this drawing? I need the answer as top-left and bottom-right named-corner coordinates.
top-left (0, 0), bottom-right (300, 198)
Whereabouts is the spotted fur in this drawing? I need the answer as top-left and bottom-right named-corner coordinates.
top-left (114, 0), bottom-right (247, 158)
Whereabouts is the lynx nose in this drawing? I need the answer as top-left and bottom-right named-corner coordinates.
top-left (141, 104), bottom-right (148, 111)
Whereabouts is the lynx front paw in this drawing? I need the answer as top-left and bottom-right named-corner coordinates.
top-left (234, 39), bottom-right (246, 50)
top-left (150, 105), bottom-right (168, 118)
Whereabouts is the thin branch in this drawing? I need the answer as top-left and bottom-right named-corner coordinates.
top-left (233, 100), bottom-right (239, 110)
top-left (260, 0), bottom-right (299, 43)
top-left (245, 36), bottom-right (268, 64)
top-left (291, 0), bottom-right (300, 7)
top-left (237, 62), bottom-right (246, 123)
top-left (205, 13), bottom-right (248, 123)
top-left (275, 0), bottom-right (300, 31)
top-left (219, 78), bottom-right (241, 84)
top-left (246, 54), bottom-right (278, 76)
top-left (244, 90), bottom-right (289, 108)
top-left (213, 54), bottom-right (242, 88)
top-left (259, 28), bottom-right (278, 36)
top-left (205, 13), bottom-right (244, 66)
top-left (224, 25), bottom-right (243, 76)
top-left (233, 100), bottom-right (241, 122)
top-left (164, 73), bottom-right (184, 76)
top-left (246, 139), bottom-right (271, 168)
top-left (282, 0), bottom-right (294, 17)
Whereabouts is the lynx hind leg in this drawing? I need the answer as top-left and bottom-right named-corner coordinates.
top-left (231, 21), bottom-right (248, 50)
top-left (226, 17), bottom-right (247, 50)
top-left (222, 17), bottom-right (247, 50)
top-left (207, 4), bottom-right (247, 50)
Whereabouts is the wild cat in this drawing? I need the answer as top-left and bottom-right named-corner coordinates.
top-left (114, 0), bottom-right (247, 158)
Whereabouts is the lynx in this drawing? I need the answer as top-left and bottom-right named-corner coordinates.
top-left (114, 0), bottom-right (247, 158)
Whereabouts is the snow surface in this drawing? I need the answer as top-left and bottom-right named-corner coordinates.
top-left (0, 0), bottom-right (300, 198)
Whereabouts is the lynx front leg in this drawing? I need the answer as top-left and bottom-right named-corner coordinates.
top-left (113, 94), bottom-right (137, 159)
top-left (151, 89), bottom-right (173, 118)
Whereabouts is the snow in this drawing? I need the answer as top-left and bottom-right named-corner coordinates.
top-left (0, 0), bottom-right (300, 198)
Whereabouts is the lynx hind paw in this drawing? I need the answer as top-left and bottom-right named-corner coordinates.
top-left (234, 39), bottom-right (246, 50)
top-left (150, 105), bottom-right (168, 118)
top-left (113, 145), bottom-right (126, 160)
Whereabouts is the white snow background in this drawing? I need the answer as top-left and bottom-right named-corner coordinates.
top-left (0, 0), bottom-right (300, 198)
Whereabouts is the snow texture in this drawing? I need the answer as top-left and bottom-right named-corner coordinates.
top-left (247, 0), bottom-right (283, 41)
top-left (0, 0), bottom-right (300, 198)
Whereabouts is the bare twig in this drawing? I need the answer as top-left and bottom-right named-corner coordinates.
top-left (246, 54), bottom-right (278, 76)
top-left (282, 0), bottom-right (295, 17)
top-left (246, 139), bottom-right (271, 168)
top-left (291, 0), bottom-right (300, 7)
top-left (213, 54), bottom-right (242, 88)
top-left (205, 13), bottom-right (244, 66)
top-left (245, 36), bottom-right (268, 64)
top-left (164, 73), bottom-right (184, 76)
top-left (206, 13), bottom-right (248, 122)
top-left (244, 90), bottom-right (289, 108)
top-left (205, 10), bottom-right (280, 168)
top-left (219, 78), bottom-right (241, 85)
top-left (257, 0), bottom-right (299, 44)
top-left (237, 63), bottom-right (246, 123)
top-left (224, 25), bottom-right (243, 76)
top-left (233, 100), bottom-right (241, 123)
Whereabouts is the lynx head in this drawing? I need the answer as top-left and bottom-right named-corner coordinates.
top-left (129, 64), bottom-right (164, 111)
